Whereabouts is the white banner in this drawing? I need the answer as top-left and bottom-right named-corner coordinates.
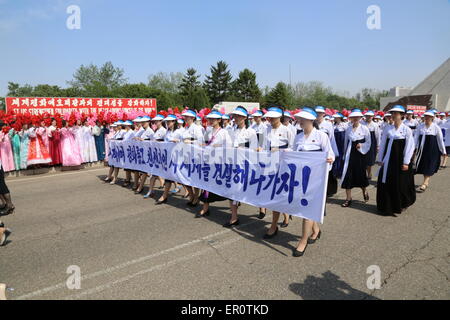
top-left (442, 127), bottom-right (450, 147)
top-left (108, 140), bottom-right (329, 223)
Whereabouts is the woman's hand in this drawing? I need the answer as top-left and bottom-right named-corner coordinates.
top-left (326, 157), bottom-right (334, 164)
top-left (401, 164), bottom-right (409, 171)
top-left (356, 143), bottom-right (361, 149)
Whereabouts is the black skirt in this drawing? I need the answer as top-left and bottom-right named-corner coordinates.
top-left (377, 139), bottom-right (416, 215)
top-left (332, 130), bottom-right (345, 178)
top-left (366, 131), bottom-right (377, 166)
top-left (327, 171), bottom-right (338, 197)
top-left (0, 168), bottom-right (10, 195)
top-left (341, 139), bottom-right (369, 189)
top-left (199, 190), bottom-right (227, 203)
top-left (415, 135), bottom-right (441, 176)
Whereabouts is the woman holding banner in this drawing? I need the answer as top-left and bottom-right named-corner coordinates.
top-left (132, 116), bottom-right (155, 193)
top-left (152, 114), bottom-right (184, 205)
top-left (290, 108), bottom-right (334, 257)
top-left (414, 110), bottom-right (447, 193)
top-left (341, 109), bottom-right (371, 207)
top-left (223, 106), bottom-right (258, 228)
top-left (262, 106), bottom-right (295, 236)
top-left (197, 110), bottom-right (232, 217)
top-left (144, 115), bottom-right (167, 198)
top-left (376, 105), bottom-right (416, 215)
top-left (180, 110), bottom-right (204, 207)
top-left (105, 120), bottom-right (126, 185)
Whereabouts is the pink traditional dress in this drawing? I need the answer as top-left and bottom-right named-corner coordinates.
top-left (60, 127), bottom-right (82, 166)
top-left (72, 126), bottom-right (85, 163)
top-left (27, 127), bottom-right (52, 166)
top-left (0, 130), bottom-right (16, 172)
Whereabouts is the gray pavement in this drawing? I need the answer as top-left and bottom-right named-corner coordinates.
top-left (0, 165), bottom-right (448, 300)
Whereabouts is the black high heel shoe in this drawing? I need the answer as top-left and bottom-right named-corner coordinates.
top-left (195, 210), bottom-right (210, 218)
top-left (363, 191), bottom-right (369, 203)
top-left (258, 211), bottom-right (266, 220)
top-left (307, 230), bottom-right (322, 244)
top-left (0, 207), bottom-right (15, 216)
top-left (223, 219), bottom-right (239, 228)
top-left (341, 200), bottom-right (352, 208)
top-left (293, 244), bottom-right (308, 257)
top-left (187, 200), bottom-right (199, 207)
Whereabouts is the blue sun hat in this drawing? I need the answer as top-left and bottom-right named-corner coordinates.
top-left (349, 109), bottom-right (364, 118)
top-left (263, 107), bottom-right (283, 118)
top-left (123, 120), bottom-right (133, 126)
top-left (364, 110), bottom-right (375, 116)
top-left (181, 109), bottom-right (197, 118)
top-left (141, 115), bottom-right (151, 122)
top-left (206, 110), bottom-right (223, 119)
top-left (252, 110), bottom-right (263, 117)
top-left (152, 114), bottom-right (165, 121)
top-left (389, 105), bottom-right (406, 113)
top-left (284, 111), bottom-right (294, 119)
top-left (222, 114), bottom-right (230, 120)
top-left (231, 106), bottom-right (249, 117)
top-left (423, 110), bottom-right (435, 117)
top-left (163, 114), bottom-right (177, 121)
top-left (315, 106), bottom-right (326, 113)
top-left (333, 113), bottom-right (344, 118)
top-left (294, 107), bottom-right (317, 120)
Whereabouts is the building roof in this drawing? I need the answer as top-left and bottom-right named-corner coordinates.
top-left (409, 58), bottom-right (450, 111)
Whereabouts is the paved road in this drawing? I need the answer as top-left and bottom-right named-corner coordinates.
top-left (1, 165), bottom-right (448, 300)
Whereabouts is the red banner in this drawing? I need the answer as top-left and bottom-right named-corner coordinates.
top-left (5, 97), bottom-right (157, 115)
top-left (407, 105), bottom-right (427, 114)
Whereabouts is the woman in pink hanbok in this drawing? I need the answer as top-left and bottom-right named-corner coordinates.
top-left (72, 120), bottom-right (85, 163)
top-left (0, 124), bottom-right (15, 172)
top-left (60, 121), bottom-right (82, 166)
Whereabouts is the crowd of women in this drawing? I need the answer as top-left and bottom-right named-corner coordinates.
top-left (0, 118), bottom-right (109, 172)
top-left (98, 105), bottom-right (449, 257)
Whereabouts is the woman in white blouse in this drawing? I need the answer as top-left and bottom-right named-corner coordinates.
top-left (197, 110), bottom-right (232, 218)
top-left (291, 108), bottom-right (334, 257)
top-left (261, 106), bottom-right (295, 231)
top-left (224, 106), bottom-right (258, 228)
top-left (414, 110), bottom-right (447, 192)
top-left (144, 114), bottom-right (167, 198)
top-left (180, 109), bottom-right (205, 207)
top-left (341, 109), bottom-right (371, 207)
top-left (376, 105), bottom-right (416, 215)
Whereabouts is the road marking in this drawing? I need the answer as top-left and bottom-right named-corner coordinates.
top-left (64, 237), bottom-right (243, 300)
top-left (14, 220), bottom-right (259, 300)
top-left (6, 168), bottom-right (107, 183)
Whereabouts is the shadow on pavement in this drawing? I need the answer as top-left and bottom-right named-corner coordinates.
top-left (96, 174), bottom-right (303, 256)
top-left (289, 271), bottom-right (380, 300)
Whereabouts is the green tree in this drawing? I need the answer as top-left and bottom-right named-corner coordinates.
top-left (203, 61), bottom-right (232, 104)
top-left (179, 68), bottom-right (201, 97)
top-left (231, 68), bottom-right (261, 102)
top-left (68, 61), bottom-right (127, 94)
top-left (7, 82), bottom-right (33, 97)
top-left (265, 82), bottom-right (293, 107)
top-left (148, 72), bottom-right (183, 94)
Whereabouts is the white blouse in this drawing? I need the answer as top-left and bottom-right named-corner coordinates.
top-left (140, 127), bottom-right (155, 140)
top-left (204, 127), bottom-right (232, 147)
top-left (181, 123), bottom-right (204, 145)
top-left (293, 128), bottom-right (335, 170)
top-left (414, 123), bottom-right (446, 155)
top-left (229, 126), bottom-right (258, 149)
top-left (152, 126), bottom-right (167, 141)
top-left (262, 124), bottom-right (294, 151)
top-left (361, 120), bottom-right (381, 146)
top-left (377, 123), bottom-right (415, 184)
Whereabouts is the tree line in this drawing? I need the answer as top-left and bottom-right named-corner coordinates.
top-left (1, 61), bottom-right (388, 111)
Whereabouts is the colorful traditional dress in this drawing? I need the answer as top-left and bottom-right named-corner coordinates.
top-left (0, 130), bottom-right (15, 172)
top-left (9, 128), bottom-right (21, 171)
top-left (60, 127), bottom-right (82, 166)
top-left (81, 126), bottom-right (98, 163)
top-left (27, 127), bottom-right (52, 166)
top-left (93, 125), bottom-right (108, 161)
top-left (19, 129), bottom-right (30, 169)
top-left (72, 126), bottom-right (85, 162)
top-left (48, 126), bottom-right (62, 165)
